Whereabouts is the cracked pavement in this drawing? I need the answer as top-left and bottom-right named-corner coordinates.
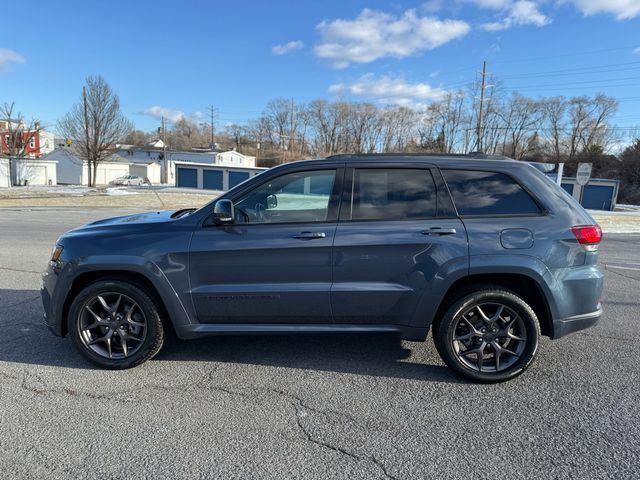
top-left (1, 208), bottom-right (639, 479)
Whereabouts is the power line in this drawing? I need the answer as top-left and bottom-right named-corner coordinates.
top-left (512, 83), bottom-right (640, 93)
top-left (489, 45), bottom-right (640, 65)
top-left (505, 75), bottom-right (640, 89)
top-left (498, 61), bottom-right (640, 80)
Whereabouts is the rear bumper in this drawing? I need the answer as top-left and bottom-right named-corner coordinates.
top-left (551, 304), bottom-right (602, 339)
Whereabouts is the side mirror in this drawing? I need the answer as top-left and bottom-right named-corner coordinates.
top-left (266, 194), bottom-right (278, 209)
top-left (213, 199), bottom-right (234, 224)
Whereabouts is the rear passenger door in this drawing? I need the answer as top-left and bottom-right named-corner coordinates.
top-left (440, 169), bottom-right (546, 258)
top-left (331, 165), bottom-right (468, 325)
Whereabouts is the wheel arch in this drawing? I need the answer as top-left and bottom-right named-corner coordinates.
top-left (61, 268), bottom-right (182, 337)
top-left (432, 273), bottom-right (553, 337)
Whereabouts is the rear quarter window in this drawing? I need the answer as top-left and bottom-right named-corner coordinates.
top-left (442, 169), bottom-right (541, 216)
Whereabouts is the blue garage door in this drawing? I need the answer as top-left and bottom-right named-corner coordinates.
top-left (177, 167), bottom-right (197, 188)
top-left (203, 169), bottom-right (223, 190)
top-left (561, 183), bottom-right (574, 195)
top-left (582, 185), bottom-right (614, 211)
top-left (229, 171), bottom-right (250, 188)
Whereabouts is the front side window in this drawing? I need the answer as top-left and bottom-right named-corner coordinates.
top-left (234, 169), bottom-right (336, 224)
top-left (350, 168), bottom-right (437, 221)
top-left (442, 169), bottom-right (541, 216)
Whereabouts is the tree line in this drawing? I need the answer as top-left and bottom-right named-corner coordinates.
top-left (2, 74), bottom-right (639, 203)
top-left (131, 87), bottom-right (639, 202)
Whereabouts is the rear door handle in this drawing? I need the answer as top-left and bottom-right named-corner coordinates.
top-left (293, 231), bottom-right (326, 240)
top-left (421, 227), bottom-right (457, 236)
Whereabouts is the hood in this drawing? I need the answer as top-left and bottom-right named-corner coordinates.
top-left (64, 210), bottom-right (180, 237)
top-left (86, 210), bottom-right (178, 227)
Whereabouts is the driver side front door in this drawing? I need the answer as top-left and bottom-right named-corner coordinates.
top-left (189, 167), bottom-right (343, 324)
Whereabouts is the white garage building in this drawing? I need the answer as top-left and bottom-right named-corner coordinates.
top-left (0, 157), bottom-right (58, 186)
top-left (11, 158), bottom-right (58, 185)
top-left (42, 149), bottom-right (130, 185)
top-left (129, 161), bottom-right (162, 184)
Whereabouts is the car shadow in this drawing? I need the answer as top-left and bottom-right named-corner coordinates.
top-left (0, 288), bottom-right (460, 383)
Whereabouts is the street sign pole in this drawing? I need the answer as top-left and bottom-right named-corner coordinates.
top-left (576, 163), bottom-right (592, 205)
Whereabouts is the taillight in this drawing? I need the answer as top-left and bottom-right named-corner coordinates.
top-left (571, 225), bottom-right (602, 250)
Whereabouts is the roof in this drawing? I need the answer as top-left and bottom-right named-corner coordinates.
top-left (172, 160), bottom-right (266, 171)
top-left (326, 152), bottom-right (512, 161)
top-left (254, 153), bottom-right (544, 178)
top-left (271, 153), bottom-right (524, 170)
top-left (40, 148), bottom-right (130, 165)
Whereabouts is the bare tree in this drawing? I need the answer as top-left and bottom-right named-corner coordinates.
top-left (496, 94), bottom-right (543, 159)
top-left (122, 129), bottom-right (151, 146)
top-left (565, 95), bottom-right (616, 158)
top-left (58, 76), bottom-right (133, 186)
top-left (541, 96), bottom-right (567, 162)
top-left (0, 102), bottom-right (44, 185)
top-left (224, 123), bottom-right (245, 150)
top-left (307, 100), bottom-right (347, 156)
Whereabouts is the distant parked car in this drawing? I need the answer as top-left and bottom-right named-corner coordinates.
top-left (110, 175), bottom-right (145, 186)
top-left (42, 154), bottom-right (603, 382)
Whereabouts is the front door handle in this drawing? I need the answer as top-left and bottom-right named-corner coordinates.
top-left (293, 231), bottom-right (326, 240)
top-left (421, 227), bottom-right (457, 236)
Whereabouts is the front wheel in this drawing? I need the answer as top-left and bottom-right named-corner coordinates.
top-left (68, 280), bottom-right (166, 369)
top-left (433, 289), bottom-right (540, 383)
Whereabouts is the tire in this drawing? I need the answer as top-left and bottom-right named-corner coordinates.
top-left (67, 279), bottom-right (166, 369)
top-left (433, 288), bottom-right (540, 383)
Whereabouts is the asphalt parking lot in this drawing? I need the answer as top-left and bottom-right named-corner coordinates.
top-left (1, 208), bottom-right (639, 479)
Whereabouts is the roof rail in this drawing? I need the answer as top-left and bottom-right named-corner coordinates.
top-left (325, 152), bottom-right (513, 160)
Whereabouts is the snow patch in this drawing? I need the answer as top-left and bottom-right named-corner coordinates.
top-left (106, 187), bottom-right (139, 196)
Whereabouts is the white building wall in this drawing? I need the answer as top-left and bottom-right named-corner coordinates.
top-left (0, 158), bottom-right (10, 187)
top-left (82, 163), bottom-right (130, 185)
top-left (216, 150), bottom-right (256, 167)
top-left (11, 159), bottom-right (58, 185)
top-left (130, 163), bottom-right (161, 184)
top-left (38, 131), bottom-right (56, 156)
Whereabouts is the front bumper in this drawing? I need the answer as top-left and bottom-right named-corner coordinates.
top-left (551, 304), bottom-right (602, 339)
top-left (41, 263), bottom-right (65, 337)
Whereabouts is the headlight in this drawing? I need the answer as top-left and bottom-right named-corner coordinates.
top-left (50, 245), bottom-right (64, 262)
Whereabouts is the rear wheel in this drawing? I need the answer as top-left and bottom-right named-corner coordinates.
top-left (68, 280), bottom-right (166, 369)
top-left (433, 288), bottom-right (540, 383)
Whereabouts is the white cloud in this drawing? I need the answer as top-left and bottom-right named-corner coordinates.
top-left (563, 0), bottom-right (640, 19)
top-left (271, 40), bottom-right (304, 55)
top-left (329, 74), bottom-right (447, 108)
top-left (465, 0), bottom-right (513, 8)
top-left (140, 106), bottom-right (186, 123)
top-left (0, 48), bottom-right (26, 72)
top-left (422, 0), bottom-right (444, 12)
top-left (481, 1), bottom-right (551, 30)
top-left (314, 8), bottom-right (470, 68)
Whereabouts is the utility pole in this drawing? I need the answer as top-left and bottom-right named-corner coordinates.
top-left (476, 60), bottom-right (487, 153)
top-left (208, 105), bottom-right (216, 149)
top-left (161, 116), bottom-right (168, 184)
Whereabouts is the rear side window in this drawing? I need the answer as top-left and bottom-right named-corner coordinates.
top-left (442, 169), bottom-right (541, 216)
top-left (351, 168), bottom-right (437, 220)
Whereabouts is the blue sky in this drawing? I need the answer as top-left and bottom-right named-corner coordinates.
top-left (2, 0), bottom-right (640, 133)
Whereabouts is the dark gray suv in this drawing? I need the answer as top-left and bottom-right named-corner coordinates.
top-left (41, 154), bottom-right (604, 382)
